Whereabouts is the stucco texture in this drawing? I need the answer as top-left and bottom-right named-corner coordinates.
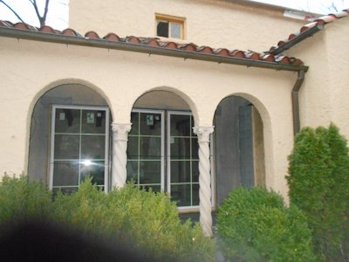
top-left (69, 0), bottom-right (303, 52)
top-left (0, 35), bottom-right (296, 198)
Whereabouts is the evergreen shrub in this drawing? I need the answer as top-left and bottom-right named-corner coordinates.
top-left (287, 124), bottom-right (349, 261)
top-left (0, 177), bottom-right (214, 261)
top-left (217, 187), bottom-right (315, 262)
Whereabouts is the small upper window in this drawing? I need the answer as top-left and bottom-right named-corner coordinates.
top-left (156, 14), bottom-right (185, 39)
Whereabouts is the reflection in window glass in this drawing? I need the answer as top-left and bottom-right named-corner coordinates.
top-left (55, 109), bottom-right (80, 133)
top-left (127, 111), bottom-right (163, 194)
top-left (51, 107), bottom-right (108, 193)
top-left (171, 23), bottom-right (181, 38)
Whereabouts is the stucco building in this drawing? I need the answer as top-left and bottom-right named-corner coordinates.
top-left (0, 0), bottom-right (348, 236)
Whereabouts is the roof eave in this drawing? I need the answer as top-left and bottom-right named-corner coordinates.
top-left (0, 27), bottom-right (308, 73)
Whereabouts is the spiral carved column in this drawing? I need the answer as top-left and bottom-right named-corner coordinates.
top-left (111, 122), bottom-right (132, 189)
top-left (193, 126), bottom-right (214, 237)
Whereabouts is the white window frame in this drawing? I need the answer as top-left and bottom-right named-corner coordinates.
top-left (155, 13), bottom-right (185, 40)
top-left (129, 109), bottom-right (165, 192)
top-left (49, 105), bottom-right (110, 193)
top-left (167, 111), bottom-right (199, 212)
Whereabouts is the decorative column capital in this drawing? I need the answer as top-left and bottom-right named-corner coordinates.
top-left (111, 122), bottom-right (132, 142)
top-left (193, 126), bottom-right (214, 143)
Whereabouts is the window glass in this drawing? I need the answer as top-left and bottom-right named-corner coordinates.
top-left (157, 21), bottom-right (169, 37)
top-left (170, 114), bottom-right (190, 136)
top-left (171, 22), bottom-right (181, 39)
top-left (171, 137), bottom-right (191, 159)
top-left (81, 110), bottom-right (106, 134)
top-left (171, 160), bottom-right (191, 183)
top-left (55, 109), bottom-right (80, 133)
top-left (53, 162), bottom-right (79, 186)
top-left (54, 135), bottom-right (79, 159)
top-left (51, 107), bottom-right (108, 193)
top-left (140, 137), bottom-right (161, 159)
top-left (81, 135), bottom-right (105, 159)
top-left (139, 161), bottom-right (161, 184)
top-left (156, 15), bottom-right (185, 39)
top-left (80, 161), bottom-right (105, 186)
top-left (140, 113), bottom-right (162, 136)
top-left (171, 184), bottom-right (191, 206)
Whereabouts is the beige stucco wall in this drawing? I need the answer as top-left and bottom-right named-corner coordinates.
top-left (287, 18), bottom-right (349, 139)
top-left (69, 0), bottom-right (303, 52)
top-left (0, 36), bottom-right (297, 199)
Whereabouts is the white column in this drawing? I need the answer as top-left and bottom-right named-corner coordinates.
top-left (193, 126), bottom-right (214, 237)
top-left (111, 122), bottom-right (132, 189)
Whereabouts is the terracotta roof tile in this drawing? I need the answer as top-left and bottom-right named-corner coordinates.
top-left (0, 20), bottom-right (305, 68)
top-left (62, 28), bottom-right (81, 37)
top-left (214, 48), bottom-right (230, 56)
top-left (103, 32), bottom-right (121, 42)
top-left (268, 9), bottom-right (349, 54)
top-left (85, 31), bottom-right (100, 39)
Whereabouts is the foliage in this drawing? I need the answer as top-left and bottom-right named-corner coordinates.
top-left (0, 177), bottom-right (214, 261)
top-left (51, 182), bottom-right (214, 261)
top-left (0, 176), bottom-right (51, 223)
top-left (217, 187), bottom-right (315, 262)
top-left (287, 124), bottom-right (349, 261)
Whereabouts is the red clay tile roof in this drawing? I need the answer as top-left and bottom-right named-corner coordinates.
top-left (268, 9), bottom-right (349, 55)
top-left (0, 20), bottom-right (305, 71)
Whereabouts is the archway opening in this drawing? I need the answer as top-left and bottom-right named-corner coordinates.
top-left (28, 84), bottom-right (111, 193)
top-left (128, 90), bottom-right (198, 210)
top-left (213, 95), bottom-right (265, 207)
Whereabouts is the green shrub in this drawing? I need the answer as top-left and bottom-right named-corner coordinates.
top-left (0, 176), bottom-right (51, 223)
top-left (0, 177), bottom-right (214, 261)
top-left (287, 124), bottom-right (349, 261)
top-left (217, 187), bottom-right (315, 262)
top-left (51, 181), bottom-right (214, 261)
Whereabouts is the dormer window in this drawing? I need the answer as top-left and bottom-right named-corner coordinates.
top-left (156, 14), bottom-right (185, 39)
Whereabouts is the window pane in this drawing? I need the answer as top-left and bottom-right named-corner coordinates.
top-left (141, 185), bottom-right (161, 193)
top-left (192, 184), bottom-right (199, 206)
top-left (127, 161), bottom-right (138, 182)
top-left (52, 187), bottom-right (78, 195)
top-left (171, 184), bottom-right (191, 206)
top-left (80, 161), bottom-right (105, 186)
top-left (127, 136), bottom-right (139, 159)
top-left (81, 110), bottom-right (106, 134)
top-left (140, 113), bottom-right (162, 136)
top-left (55, 109), bottom-right (80, 133)
top-left (157, 21), bottom-right (169, 37)
top-left (129, 112), bottom-right (139, 135)
top-left (81, 135), bottom-right (105, 159)
top-left (192, 138), bottom-right (199, 159)
top-left (170, 114), bottom-right (190, 136)
top-left (170, 22), bottom-right (181, 39)
top-left (171, 137), bottom-right (191, 159)
top-left (54, 135), bottom-right (79, 159)
top-left (140, 137), bottom-right (161, 159)
top-left (192, 160), bottom-right (199, 182)
top-left (171, 161), bottom-right (190, 183)
top-left (53, 161), bottom-right (79, 186)
top-left (139, 161), bottom-right (161, 184)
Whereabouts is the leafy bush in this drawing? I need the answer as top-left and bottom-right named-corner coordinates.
top-left (0, 177), bottom-right (214, 261)
top-left (287, 124), bottom-right (349, 261)
top-left (0, 176), bottom-right (51, 223)
top-left (217, 187), bottom-right (315, 262)
top-left (51, 182), bottom-right (214, 261)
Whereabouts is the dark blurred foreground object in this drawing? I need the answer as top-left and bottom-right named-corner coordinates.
top-left (0, 220), bottom-right (154, 262)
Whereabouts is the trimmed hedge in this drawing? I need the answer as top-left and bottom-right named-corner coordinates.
top-left (0, 177), bottom-right (214, 261)
top-left (217, 187), bottom-right (315, 262)
top-left (287, 124), bottom-right (349, 261)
